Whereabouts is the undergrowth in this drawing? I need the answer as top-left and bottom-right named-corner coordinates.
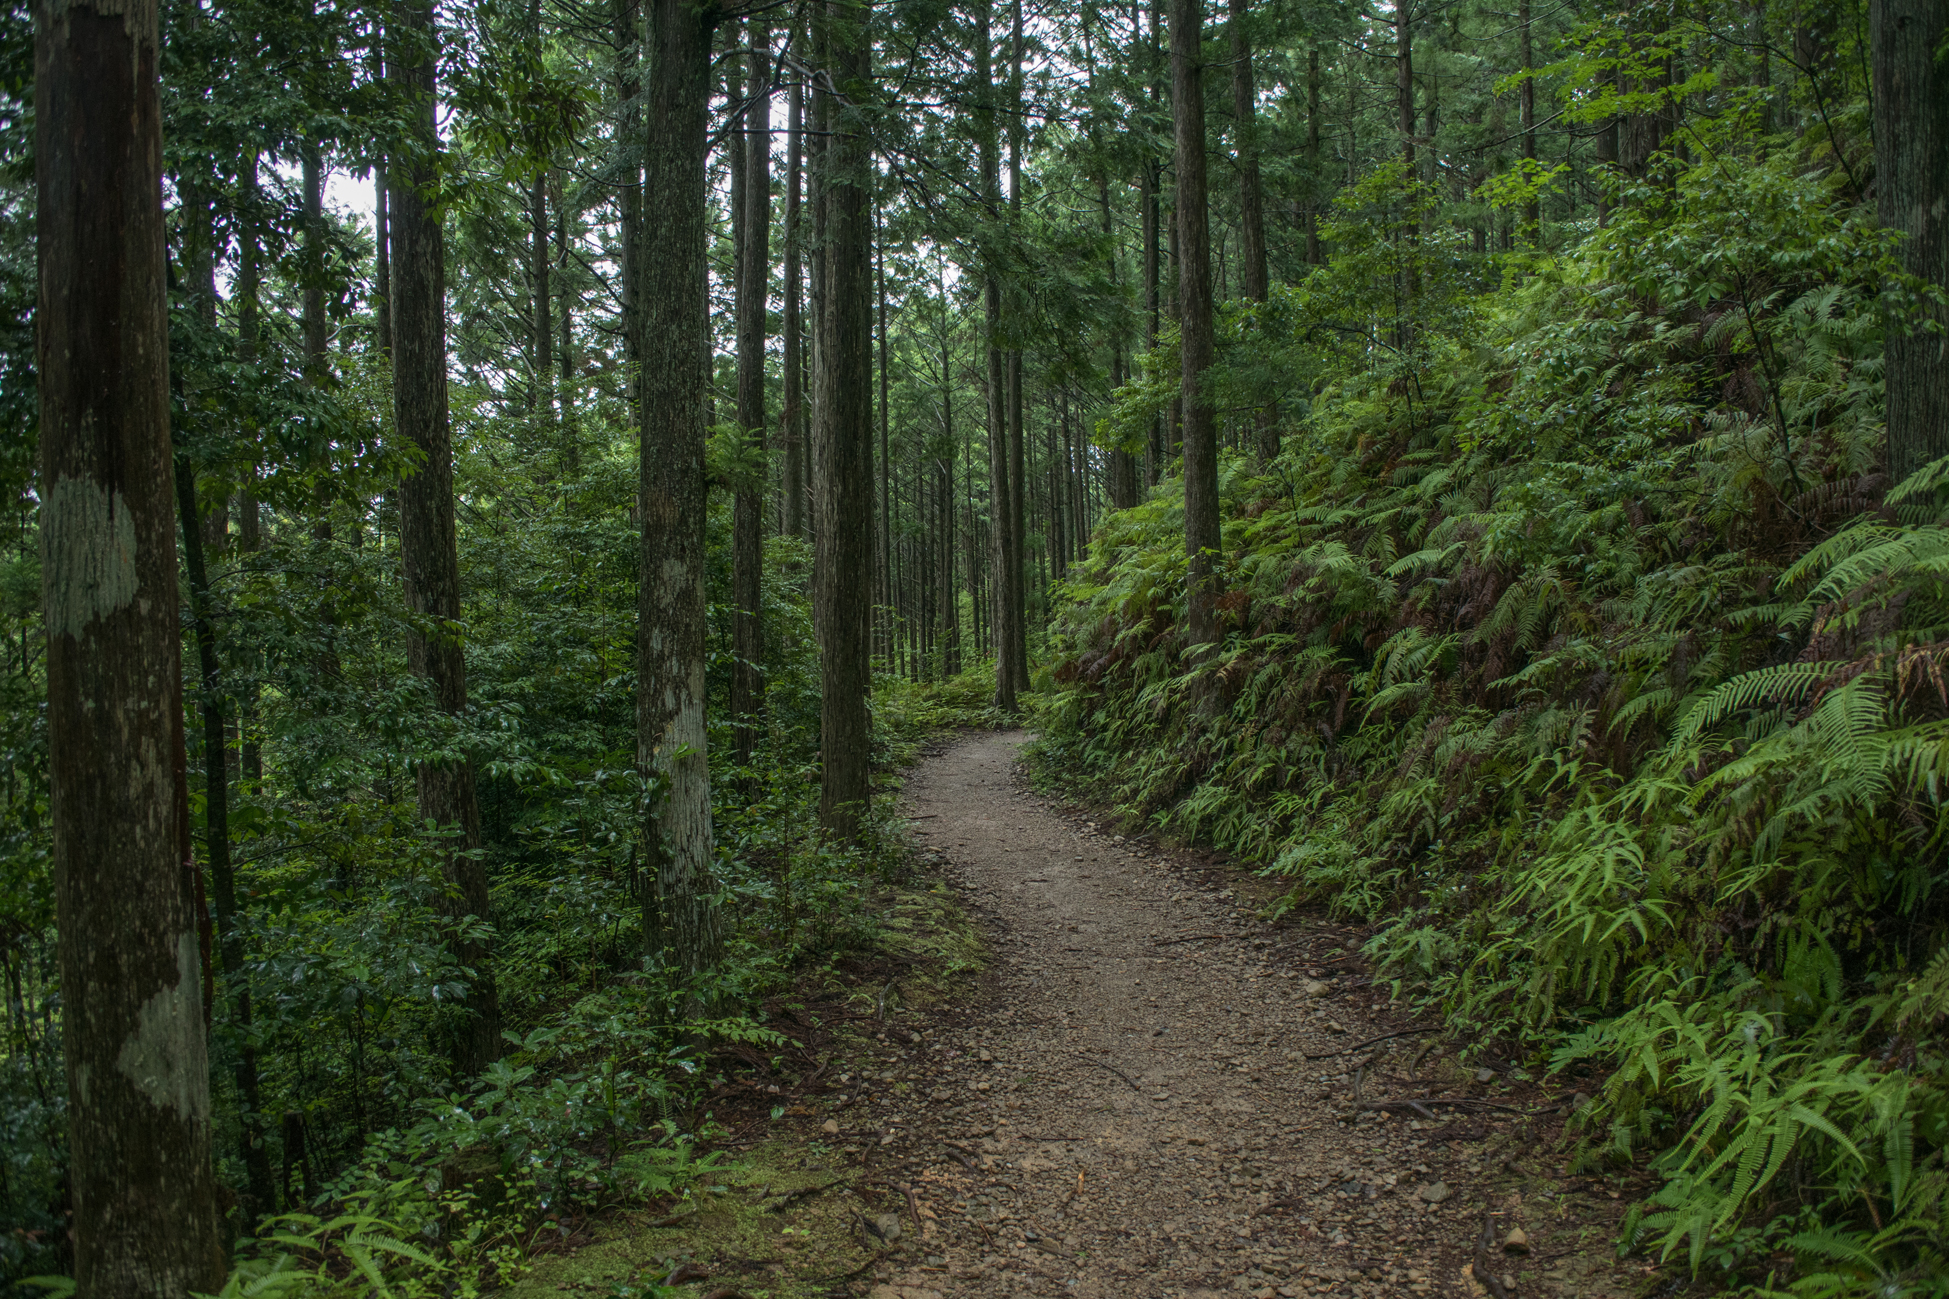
top-left (1035, 128), bottom-right (1949, 1294)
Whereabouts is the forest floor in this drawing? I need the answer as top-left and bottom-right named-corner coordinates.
top-left (509, 730), bottom-right (1660, 1299)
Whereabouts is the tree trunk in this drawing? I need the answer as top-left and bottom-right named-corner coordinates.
top-left (640, 0), bottom-right (726, 975)
top-left (782, 56), bottom-right (807, 538)
top-left (733, 18), bottom-right (769, 769)
top-left (812, 0), bottom-right (875, 842)
top-left (877, 210), bottom-right (895, 670)
top-left (173, 460), bottom-right (276, 1225)
top-left (1874, 0), bottom-right (1949, 481)
top-left (1141, 157), bottom-right (1161, 486)
top-left (390, 0), bottom-right (500, 1077)
top-left (532, 169), bottom-right (553, 421)
top-left (36, 0), bottom-right (226, 1281)
top-left (1305, 46), bottom-right (1322, 265)
top-left (1101, 171), bottom-right (1139, 507)
top-left (615, 0), bottom-right (642, 384)
top-left (1170, 0), bottom-right (1221, 656)
top-left (1520, 0), bottom-right (1538, 240)
top-left (1003, 0), bottom-right (1029, 701)
top-left (1228, 0), bottom-right (1274, 461)
top-left (976, 0), bottom-right (1016, 712)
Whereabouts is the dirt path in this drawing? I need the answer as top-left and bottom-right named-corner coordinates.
top-left (861, 731), bottom-right (1636, 1299)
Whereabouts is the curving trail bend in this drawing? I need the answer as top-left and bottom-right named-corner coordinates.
top-left (864, 730), bottom-right (1632, 1299)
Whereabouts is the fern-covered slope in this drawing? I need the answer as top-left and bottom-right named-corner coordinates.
top-left (1039, 147), bottom-right (1949, 1292)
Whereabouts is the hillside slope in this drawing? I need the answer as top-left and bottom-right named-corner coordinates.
top-left (1039, 146), bottom-right (1949, 1294)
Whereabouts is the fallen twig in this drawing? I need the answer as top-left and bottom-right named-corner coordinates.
top-left (1359, 1096), bottom-right (1565, 1118)
top-left (1079, 1055), bottom-right (1147, 1095)
top-left (761, 1179), bottom-right (848, 1212)
top-left (1153, 933), bottom-right (1231, 946)
top-left (1472, 1214), bottom-right (1513, 1299)
top-left (1304, 1027), bottom-right (1441, 1059)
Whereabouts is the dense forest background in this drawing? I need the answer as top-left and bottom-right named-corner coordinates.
top-left (4, 0), bottom-right (1949, 1293)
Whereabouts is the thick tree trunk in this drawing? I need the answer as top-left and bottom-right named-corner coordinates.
top-left (1170, 0), bottom-right (1221, 656)
top-left (733, 19), bottom-right (769, 769)
top-left (36, 0), bottom-right (226, 1283)
top-left (1874, 0), bottom-right (1949, 481)
top-left (812, 0), bottom-right (875, 842)
top-left (390, 0), bottom-right (500, 1077)
top-left (640, 0), bottom-right (725, 976)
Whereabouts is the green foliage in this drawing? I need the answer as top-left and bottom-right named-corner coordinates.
top-left (1036, 136), bottom-right (1948, 1293)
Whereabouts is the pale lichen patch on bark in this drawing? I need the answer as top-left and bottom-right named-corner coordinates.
top-left (114, 932), bottom-right (212, 1123)
top-left (41, 476), bottom-right (139, 639)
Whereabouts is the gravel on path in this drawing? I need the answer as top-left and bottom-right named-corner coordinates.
top-left (858, 731), bottom-right (1636, 1299)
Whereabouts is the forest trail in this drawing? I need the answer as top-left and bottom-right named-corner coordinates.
top-left (872, 731), bottom-right (1635, 1299)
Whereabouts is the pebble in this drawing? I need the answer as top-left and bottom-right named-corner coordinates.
top-left (1418, 1181), bottom-right (1452, 1203)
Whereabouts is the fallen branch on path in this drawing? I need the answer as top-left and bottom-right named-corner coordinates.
top-left (1079, 1055), bottom-right (1147, 1095)
top-left (1303, 1027), bottom-right (1441, 1059)
top-left (1358, 1096), bottom-right (1566, 1119)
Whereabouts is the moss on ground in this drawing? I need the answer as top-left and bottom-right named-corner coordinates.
top-left (497, 874), bottom-right (985, 1298)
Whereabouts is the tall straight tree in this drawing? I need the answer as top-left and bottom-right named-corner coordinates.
top-left (36, 0), bottom-right (226, 1284)
top-left (1872, 0), bottom-right (1949, 480)
top-left (1227, 0), bottom-right (1273, 460)
top-left (1170, 0), bottom-right (1221, 654)
top-left (391, 0), bottom-right (501, 1076)
top-left (976, 0), bottom-right (1015, 713)
top-left (640, 0), bottom-right (726, 971)
top-left (1002, 0), bottom-right (1029, 702)
top-left (812, 0), bottom-right (875, 841)
top-left (732, 19), bottom-right (770, 768)
top-left (782, 53), bottom-right (807, 537)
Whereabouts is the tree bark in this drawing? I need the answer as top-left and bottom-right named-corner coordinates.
top-left (36, 0), bottom-right (226, 1282)
top-left (1101, 171), bottom-right (1139, 507)
top-left (640, 0), bottom-right (726, 974)
top-left (1003, 0), bottom-right (1029, 701)
top-left (615, 0), bottom-right (642, 384)
top-left (1873, 0), bottom-right (1949, 481)
top-left (877, 207), bottom-right (893, 669)
top-left (173, 459), bottom-right (276, 1225)
top-left (1228, 0), bottom-right (1274, 461)
top-left (812, 0), bottom-right (875, 842)
top-left (390, 0), bottom-right (500, 1076)
top-left (733, 18), bottom-right (769, 768)
top-left (1170, 0), bottom-right (1221, 655)
top-left (782, 56), bottom-right (807, 538)
top-left (1305, 46), bottom-right (1322, 265)
top-left (1520, 0), bottom-right (1538, 240)
top-left (532, 169), bottom-right (554, 422)
top-left (976, 0), bottom-right (1016, 712)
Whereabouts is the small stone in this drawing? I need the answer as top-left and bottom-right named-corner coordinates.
top-left (1418, 1181), bottom-right (1451, 1204)
top-left (821, 1119), bottom-right (841, 1134)
top-left (1475, 1068), bottom-right (1496, 1084)
top-left (1503, 1227), bottom-right (1530, 1254)
top-left (1301, 980), bottom-right (1331, 999)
